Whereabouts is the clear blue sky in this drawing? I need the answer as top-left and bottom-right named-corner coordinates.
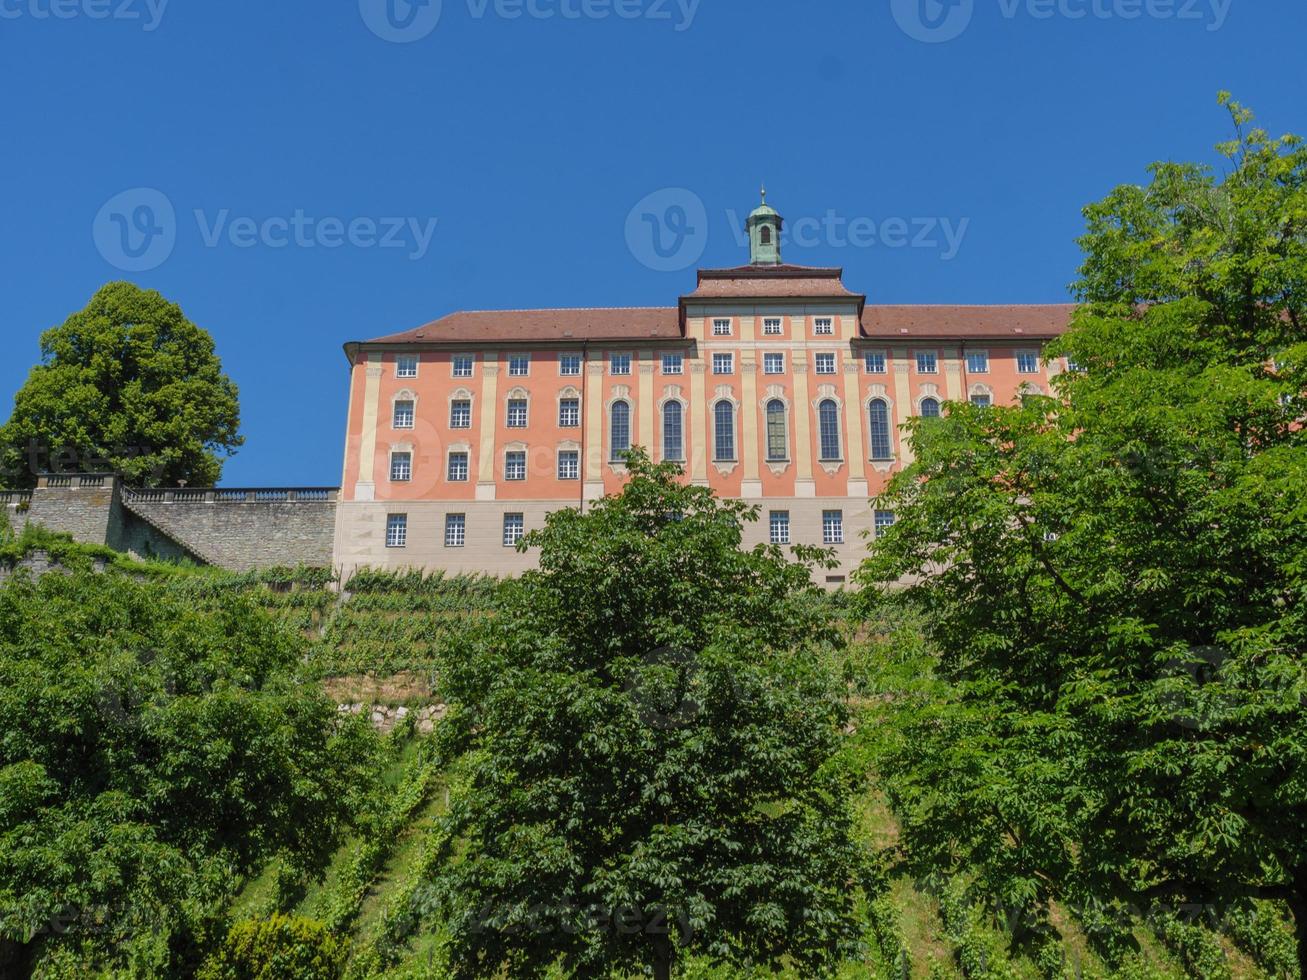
top-left (1, 0), bottom-right (1301, 486)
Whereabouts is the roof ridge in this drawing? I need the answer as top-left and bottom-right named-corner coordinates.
top-left (446, 306), bottom-right (677, 315)
top-left (865, 302), bottom-right (1076, 309)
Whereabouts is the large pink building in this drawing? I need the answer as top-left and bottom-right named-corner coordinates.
top-left (332, 196), bottom-right (1073, 583)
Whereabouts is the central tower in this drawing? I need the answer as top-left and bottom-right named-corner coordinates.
top-left (746, 186), bottom-right (783, 266)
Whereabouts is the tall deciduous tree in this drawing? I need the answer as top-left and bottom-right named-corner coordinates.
top-left (859, 95), bottom-right (1307, 971)
top-left (423, 451), bottom-right (869, 980)
top-left (0, 561), bottom-right (377, 976)
top-left (0, 281), bottom-right (243, 488)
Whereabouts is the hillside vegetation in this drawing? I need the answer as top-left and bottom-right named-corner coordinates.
top-left (0, 510), bottom-right (1298, 978)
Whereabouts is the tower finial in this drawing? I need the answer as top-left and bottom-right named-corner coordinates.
top-left (760, 183), bottom-right (766, 204)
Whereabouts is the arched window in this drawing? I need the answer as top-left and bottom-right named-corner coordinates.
top-left (713, 401), bottom-right (736, 462)
top-left (610, 401), bottom-right (631, 461)
top-left (818, 399), bottom-right (841, 460)
top-left (766, 399), bottom-right (787, 461)
top-left (662, 401), bottom-right (684, 462)
top-left (920, 397), bottom-right (941, 418)
top-left (760, 225), bottom-right (772, 245)
top-left (869, 399), bottom-right (893, 460)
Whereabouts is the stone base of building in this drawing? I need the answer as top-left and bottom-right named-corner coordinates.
top-left (332, 496), bottom-right (876, 586)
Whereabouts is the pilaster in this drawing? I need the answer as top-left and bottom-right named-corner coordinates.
top-left (842, 360), bottom-right (868, 499)
top-left (583, 358), bottom-right (605, 500)
top-left (791, 359), bottom-right (815, 497)
top-left (355, 354), bottom-right (384, 501)
top-left (638, 351), bottom-right (655, 451)
top-left (688, 359), bottom-right (708, 485)
top-left (476, 361), bottom-right (500, 500)
top-left (740, 356), bottom-right (761, 496)
top-left (891, 346), bottom-right (914, 467)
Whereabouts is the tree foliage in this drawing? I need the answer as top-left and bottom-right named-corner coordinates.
top-left (423, 451), bottom-right (870, 979)
top-left (197, 915), bottom-right (348, 980)
top-left (858, 94), bottom-right (1307, 972)
top-left (0, 569), bottom-right (377, 976)
top-left (0, 281), bottom-right (243, 489)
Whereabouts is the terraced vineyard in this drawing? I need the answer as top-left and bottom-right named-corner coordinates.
top-left (223, 569), bottom-right (1300, 980)
top-left (0, 525), bottom-right (1298, 978)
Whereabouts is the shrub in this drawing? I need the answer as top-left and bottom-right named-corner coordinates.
top-left (198, 915), bottom-right (347, 980)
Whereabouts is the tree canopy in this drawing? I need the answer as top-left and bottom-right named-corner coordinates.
top-left (0, 566), bottom-right (376, 976)
top-left (422, 451), bottom-right (870, 980)
top-left (0, 281), bottom-right (243, 489)
top-left (859, 94), bottom-right (1307, 972)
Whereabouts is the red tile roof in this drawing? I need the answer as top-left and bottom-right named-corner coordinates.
top-left (861, 304), bottom-right (1075, 339)
top-left (354, 296), bottom-right (1075, 350)
top-left (684, 264), bottom-right (863, 300)
top-left (362, 307), bottom-right (681, 345)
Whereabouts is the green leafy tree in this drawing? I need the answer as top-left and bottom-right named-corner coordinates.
top-left (422, 451), bottom-right (870, 980)
top-left (0, 281), bottom-right (243, 488)
top-left (197, 915), bottom-right (348, 980)
top-left (858, 95), bottom-right (1307, 972)
top-left (0, 567), bottom-right (378, 976)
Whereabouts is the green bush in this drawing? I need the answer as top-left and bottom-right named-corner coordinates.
top-left (198, 915), bottom-right (348, 980)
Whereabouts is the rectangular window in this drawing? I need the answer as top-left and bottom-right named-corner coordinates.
top-left (505, 451), bottom-right (527, 481)
top-left (447, 452), bottom-right (469, 482)
top-left (450, 400), bottom-right (472, 429)
top-left (452, 355), bottom-right (474, 378)
top-left (864, 351), bottom-right (886, 374)
top-left (385, 514), bottom-right (408, 548)
top-left (1017, 350), bottom-right (1040, 374)
top-left (559, 353), bottom-right (582, 376)
top-left (966, 351), bottom-right (989, 373)
top-left (916, 351), bottom-right (938, 374)
top-left (557, 450), bottom-right (579, 480)
top-left (503, 513), bottom-right (524, 547)
top-left (814, 317), bottom-right (834, 336)
top-left (763, 317), bottom-right (783, 336)
top-left (559, 398), bottom-right (580, 428)
top-left (970, 393), bottom-right (992, 408)
top-left (763, 352), bottom-right (785, 375)
top-left (662, 353), bottom-right (683, 375)
top-left (712, 353), bottom-right (733, 375)
top-left (874, 510), bottom-right (896, 536)
top-left (444, 514), bottom-right (466, 548)
top-left (611, 353), bottom-right (632, 376)
top-left (390, 451), bottom-right (412, 482)
top-left (769, 510), bottom-right (791, 545)
top-left (507, 399), bottom-right (528, 428)
top-left (712, 318), bottom-right (732, 336)
top-left (823, 510), bottom-right (844, 545)
top-left (815, 353), bottom-right (836, 375)
top-left (508, 354), bottom-right (531, 377)
top-left (396, 355), bottom-right (418, 379)
top-left (393, 400), bottom-right (415, 429)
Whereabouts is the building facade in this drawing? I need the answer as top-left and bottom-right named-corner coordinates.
top-left (332, 196), bottom-right (1074, 583)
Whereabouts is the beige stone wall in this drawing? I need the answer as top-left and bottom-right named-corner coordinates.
top-left (333, 495), bottom-right (880, 586)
